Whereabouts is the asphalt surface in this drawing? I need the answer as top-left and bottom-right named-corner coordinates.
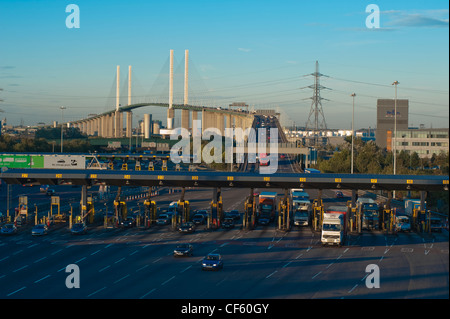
top-left (0, 186), bottom-right (448, 299)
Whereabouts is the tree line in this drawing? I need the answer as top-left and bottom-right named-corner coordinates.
top-left (316, 137), bottom-right (449, 176)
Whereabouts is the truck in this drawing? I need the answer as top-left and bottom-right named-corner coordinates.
top-left (293, 201), bottom-right (311, 226)
top-left (404, 199), bottom-right (426, 217)
top-left (395, 214), bottom-right (411, 232)
top-left (357, 198), bottom-right (379, 230)
top-left (321, 206), bottom-right (347, 246)
top-left (257, 192), bottom-right (277, 225)
top-left (292, 190), bottom-right (311, 227)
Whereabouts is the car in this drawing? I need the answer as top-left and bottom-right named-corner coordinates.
top-left (202, 253), bottom-right (224, 271)
top-left (173, 244), bottom-right (194, 257)
top-left (32, 224), bottom-right (48, 236)
top-left (226, 210), bottom-right (240, 220)
top-left (1, 223), bottom-right (17, 235)
top-left (70, 223), bottom-right (87, 235)
top-left (192, 214), bottom-right (206, 225)
top-left (222, 217), bottom-right (235, 229)
top-left (195, 210), bottom-right (208, 217)
top-left (156, 214), bottom-right (171, 225)
top-left (335, 191), bottom-right (344, 198)
top-left (178, 222), bottom-right (195, 233)
top-left (46, 189), bottom-right (56, 196)
top-left (120, 217), bottom-right (136, 228)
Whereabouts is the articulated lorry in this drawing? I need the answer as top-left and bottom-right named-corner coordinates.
top-left (258, 192), bottom-right (277, 225)
top-left (357, 198), bottom-right (379, 230)
top-left (321, 206), bottom-right (347, 246)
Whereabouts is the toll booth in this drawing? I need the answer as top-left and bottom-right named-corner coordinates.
top-left (381, 208), bottom-right (396, 233)
top-left (148, 161), bottom-right (154, 171)
top-left (15, 196), bottom-right (29, 226)
top-left (114, 200), bottom-right (127, 227)
top-left (413, 208), bottom-right (427, 232)
top-left (140, 199), bottom-right (157, 228)
top-left (278, 189), bottom-right (291, 231)
top-left (162, 160), bottom-right (168, 171)
top-left (86, 196), bottom-right (95, 224)
top-left (209, 188), bottom-right (223, 229)
top-left (135, 160), bottom-right (141, 171)
top-left (312, 199), bottom-right (324, 231)
top-left (243, 190), bottom-right (257, 230)
top-left (177, 199), bottom-right (190, 224)
top-left (346, 200), bottom-right (359, 233)
top-left (51, 196), bottom-right (66, 223)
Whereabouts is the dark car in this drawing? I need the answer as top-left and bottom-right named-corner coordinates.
top-left (156, 214), bottom-right (171, 225)
top-left (46, 189), bottom-right (56, 196)
top-left (1, 223), bottom-right (17, 235)
top-left (192, 214), bottom-right (206, 225)
top-left (178, 222), bottom-right (195, 233)
top-left (120, 217), bottom-right (136, 228)
top-left (202, 253), bottom-right (224, 271)
top-left (70, 223), bottom-right (87, 235)
top-left (222, 217), bottom-right (235, 229)
top-left (173, 244), bottom-right (194, 257)
top-left (226, 210), bottom-right (240, 220)
top-left (195, 210), bottom-right (208, 217)
top-left (335, 191), bottom-right (344, 198)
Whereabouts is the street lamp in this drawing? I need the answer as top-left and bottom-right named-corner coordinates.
top-left (60, 106), bottom-right (66, 153)
top-left (391, 81), bottom-right (399, 175)
top-left (350, 93), bottom-right (356, 174)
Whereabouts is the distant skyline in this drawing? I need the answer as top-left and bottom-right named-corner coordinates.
top-left (0, 0), bottom-right (448, 129)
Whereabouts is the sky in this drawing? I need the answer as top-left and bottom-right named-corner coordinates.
top-left (0, 0), bottom-right (448, 129)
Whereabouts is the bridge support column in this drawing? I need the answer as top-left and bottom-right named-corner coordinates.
top-left (191, 111), bottom-right (198, 130)
top-left (108, 114), bottom-right (114, 138)
top-left (181, 109), bottom-right (190, 130)
top-left (101, 116), bottom-right (106, 137)
top-left (126, 112), bottom-right (132, 138)
top-left (216, 114), bottom-right (224, 135)
top-left (167, 108), bottom-right (175, 130)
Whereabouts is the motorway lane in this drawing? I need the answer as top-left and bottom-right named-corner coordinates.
top-left (1, 183), bottom-right (448, 299)
top-left (1, 219), bottom-right (448, 298)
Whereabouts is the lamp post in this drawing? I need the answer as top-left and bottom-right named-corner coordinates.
top-left (60, 106), bottom-right (66, 153)
top-left (350, 93), bottom-right (356, 174)
top-left (391, 81), bottom-right (399, 175)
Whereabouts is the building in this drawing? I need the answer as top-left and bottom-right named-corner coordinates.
top-left (376, 99), bottom-right (409, 149)
top-left (393, 128), bottom-right (449, 158)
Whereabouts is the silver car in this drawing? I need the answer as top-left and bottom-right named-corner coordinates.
top-left (32, 224), bottom-right (48, 236)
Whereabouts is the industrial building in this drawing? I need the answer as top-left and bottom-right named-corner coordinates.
top-left (375, 99), bottom-right (409, 150)
top-left (393, 128), bottom-right (449, 158)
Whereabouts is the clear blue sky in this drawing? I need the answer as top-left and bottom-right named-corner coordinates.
top-left (0, 0), bottom-right (448, 129)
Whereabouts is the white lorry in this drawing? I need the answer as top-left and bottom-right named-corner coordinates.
top-left (321, 206), bottom-right (347, 246)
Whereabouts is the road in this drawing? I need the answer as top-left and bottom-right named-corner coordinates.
top-left (0, 186), bottom-right (448, 299)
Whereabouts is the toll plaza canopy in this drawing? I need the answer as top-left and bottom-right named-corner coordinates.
top-left (1, 168), bottom-right (448, 192)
